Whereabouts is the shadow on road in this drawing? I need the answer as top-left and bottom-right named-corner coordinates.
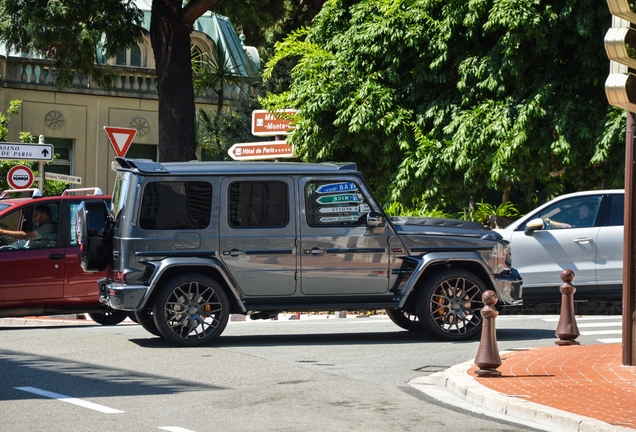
top-left (127, 326), bottom-right (557, 349)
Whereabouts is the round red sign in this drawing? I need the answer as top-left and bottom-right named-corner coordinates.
top-left (7, 165), bottom-right (34, 189)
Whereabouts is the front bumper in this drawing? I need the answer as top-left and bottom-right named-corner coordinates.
top-left (98, 278), bottom-right (149, 310)
top-left (493, 268), bottom-right (523, 306)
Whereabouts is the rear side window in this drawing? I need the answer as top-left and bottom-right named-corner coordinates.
top-left (140, 181), bottom-right (212, 230)
top-left (607, 194), bottom-right (624, 226)
top-left (228, 181), bottom-right (288, 228)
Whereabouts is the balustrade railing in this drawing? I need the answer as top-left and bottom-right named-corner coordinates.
top-left (0, 56), bottom-right (256, 103)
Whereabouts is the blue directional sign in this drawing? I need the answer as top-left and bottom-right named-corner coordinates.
top-left (316, 182), bottom-right (358, 194)
top-left (316, 194), bottom-right (362, 204)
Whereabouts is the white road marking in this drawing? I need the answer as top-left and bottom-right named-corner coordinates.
top-left (14, 387), bottom-right (123, 414)
top-left (158, 427), bottom-right (196, 432)
top-left (580, 329), bottom-right (622, 336)
top-left (575, 322), bottom-right (622, 328)
top-left (542, 316), bottom-right (621, 322)
top-left (597, 337), bottom-right (622, 343)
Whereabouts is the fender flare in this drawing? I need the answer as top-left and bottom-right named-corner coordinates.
top-left (397, 252), bottom-right (498, 308)
top-left (141, 256), bottom-right (246, 312)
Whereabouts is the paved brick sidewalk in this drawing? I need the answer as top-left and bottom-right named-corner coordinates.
top-left (470, 344), bottom-right (636, 429)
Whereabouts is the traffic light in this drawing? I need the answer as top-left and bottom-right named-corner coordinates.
top-left (605, 0), bottom-right (636, 112)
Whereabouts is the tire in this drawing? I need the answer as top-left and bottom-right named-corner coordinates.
top-left (415, 269), bottom-right (486, 341)
top-left (386, 308), bottom-right (423, 332)
top-left (127, 311), bottom-right (139, 323)
top-left (88, 310), bottom-right (128, 326)
top-left (77, 200), bottom-right (112, 272)
top-left (152, 274), bottom-right (230, 346)
top-left (134, 309), bottom-right (162, 337)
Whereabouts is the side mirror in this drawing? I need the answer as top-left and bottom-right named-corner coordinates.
top-left (366, 212), bottom-right (385, 228)
top-left (524, 218), bottom-right (545, 236)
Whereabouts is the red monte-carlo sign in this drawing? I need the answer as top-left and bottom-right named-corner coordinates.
top-left (252, 109), bottom-right (297, 136)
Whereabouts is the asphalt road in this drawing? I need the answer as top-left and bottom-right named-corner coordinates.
top-left (0, 314), bottom-right (616, 432)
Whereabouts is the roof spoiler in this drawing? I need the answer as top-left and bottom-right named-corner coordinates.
top-left (114, 157), bottom-right (169, 174)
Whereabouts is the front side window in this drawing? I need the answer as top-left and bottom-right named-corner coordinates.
top-left (305, 180), bottom-right (370, 227)
top-left (520, 195), bottom-right (603, 230)
top-left (0, 202), bottom-right (59, 249)
top-left (228, 181), bottom-right (288, 228)
top-left (140, 181), bottom-right (212, 230)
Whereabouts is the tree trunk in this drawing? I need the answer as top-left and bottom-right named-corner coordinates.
top-left (150, 1), bottom-right (196, 162)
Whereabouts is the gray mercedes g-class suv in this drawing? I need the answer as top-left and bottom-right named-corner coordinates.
top-left (78, 158), bottom-right (522, 346)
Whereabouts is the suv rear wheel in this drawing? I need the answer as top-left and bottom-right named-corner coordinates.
top-left (152, 273), bottom-right (229, 346)
top-left (415, 269), bottom-right (485, 340)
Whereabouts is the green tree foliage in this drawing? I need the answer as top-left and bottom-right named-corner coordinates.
top-left (0, 0), bottom-right (225, 163)
top-left (263, 0), bottom-right (624, 212)
top-left (0, 0), bottom-right (143, 88)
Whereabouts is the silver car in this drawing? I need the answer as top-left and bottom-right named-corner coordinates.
top-left (495, 190), bottom-right (624, 302)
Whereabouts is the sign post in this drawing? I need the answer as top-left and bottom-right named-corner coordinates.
top-left (104, 126), bottom-right (137, 158)
top-left (605, 0), bottom-right (636, 365)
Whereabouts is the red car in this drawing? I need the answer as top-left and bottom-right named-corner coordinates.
top-left (0, 187), bottom-right (128, 325)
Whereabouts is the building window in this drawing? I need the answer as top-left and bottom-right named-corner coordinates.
top-left (115, 44), bottom-right (142, 67)
top-left (44, 137), bottom-right (73, 176)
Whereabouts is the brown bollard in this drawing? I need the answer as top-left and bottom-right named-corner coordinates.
top-left (555, 269), bottom-right (580, 346)
top-left (474, 290), bottom-right (502, 378)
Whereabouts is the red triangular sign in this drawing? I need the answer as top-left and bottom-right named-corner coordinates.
top-left (104, 126), bottom-right (137, 158)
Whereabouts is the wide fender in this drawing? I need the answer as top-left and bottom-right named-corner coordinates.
top-left (398, 252), bottom-right (496, 308)
top-left (143, 256), bottom-right (246, 312)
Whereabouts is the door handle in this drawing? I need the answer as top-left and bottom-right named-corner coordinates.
top-left (48, 253), bottom-right (65, 260)
top-left (573, 237), bottom-right (593, 244)
top-left (222, 249), bottom-right (244, 257)
top-left (304, 247), bottom-right (325, 256)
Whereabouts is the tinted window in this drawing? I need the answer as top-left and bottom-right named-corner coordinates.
top-left (607, 194), bottom-right (625, 226)
top-left (140, 182), bottom-right (212, 230)
top-left (228, 182), bottom-right (288, 228)
top-left (305, 180), bottom-right (370, 227)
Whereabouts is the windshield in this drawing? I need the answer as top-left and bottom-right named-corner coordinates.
top-left (111, 171), bottom-right (131, 220)
top-left (0, 203), bottom-right (11, 212)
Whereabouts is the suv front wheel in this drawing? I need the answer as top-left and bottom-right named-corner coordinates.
top-left (415, 269), bottom-right (486, 341)
top-left (152, 273), bottom-right (230, 346)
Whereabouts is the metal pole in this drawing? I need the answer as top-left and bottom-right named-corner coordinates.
top-left (38, 135), bottom-right (45, 191)
top-left (623, 112), bottom-right (636, 365)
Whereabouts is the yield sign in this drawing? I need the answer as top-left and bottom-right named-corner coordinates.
top-left (104, 126), bottom-right (137, 158)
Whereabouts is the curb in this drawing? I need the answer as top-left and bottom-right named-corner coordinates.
top-left (0, 317), bottom-right (98, 326)
top-left (410, 355), bottom-right (634, 432)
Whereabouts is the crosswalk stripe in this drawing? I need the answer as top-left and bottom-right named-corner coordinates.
top-left (576, 322), bottom-right (622, 328)
top-left (580, 329), bottom-right (622, 336)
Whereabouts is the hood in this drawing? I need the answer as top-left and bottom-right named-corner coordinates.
top-left (390, 216), bottom-right (496, 238)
